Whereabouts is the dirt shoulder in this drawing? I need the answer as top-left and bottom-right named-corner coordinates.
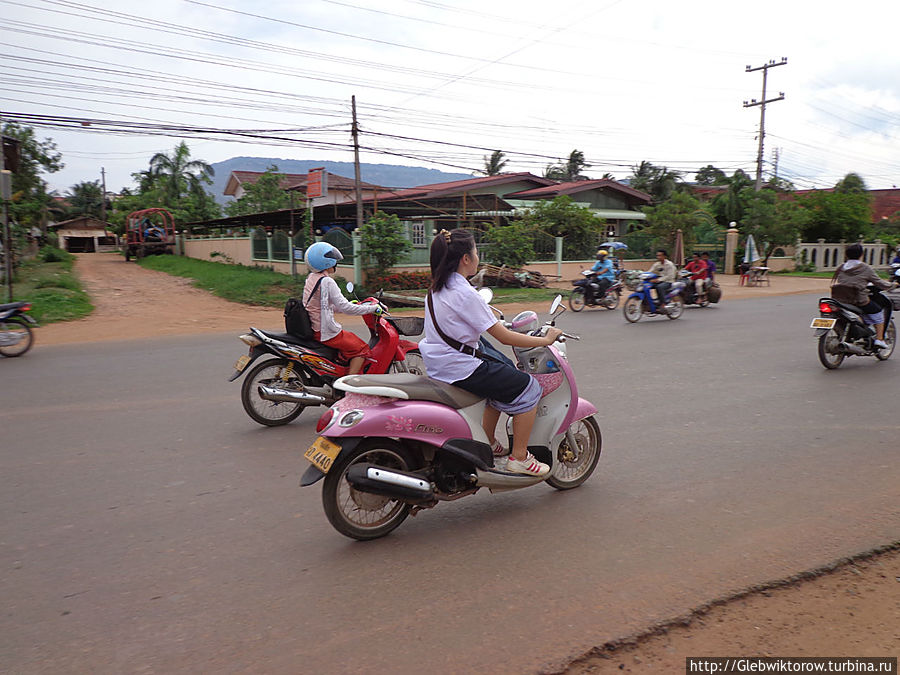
top-left (34, 254), bottom-right (896, 668)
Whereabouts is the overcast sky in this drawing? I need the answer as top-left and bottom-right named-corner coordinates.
top-left (2, 0), bottom-right (899, 196)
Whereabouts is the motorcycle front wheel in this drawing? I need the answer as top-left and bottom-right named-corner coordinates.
top-left (0, 318), bottom-right (34, 357)
top-left (547, 416), bottom-right (601, 490)
top-left (817, 331), bottom-right (845, 369)
top-left (623, 296), bottom-right (643, 323)
top-left (322, 439), bottom-right (413, 540)
top-left (389, 348), bottom-right (426, 375)
top-left (569, 288), bottom-right (586, 312)
top-left (666, 298), bottom-right (684, 319)
top-left (875, 321), bottom-right (896, 361)
top-left (240, 357), bottom-right (306, 426)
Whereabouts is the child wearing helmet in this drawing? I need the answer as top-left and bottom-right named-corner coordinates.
top-left (304, 241), bottom-right (380, 375)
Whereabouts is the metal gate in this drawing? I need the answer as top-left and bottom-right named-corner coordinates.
top-left (322, 227), bottom-right (354, 263)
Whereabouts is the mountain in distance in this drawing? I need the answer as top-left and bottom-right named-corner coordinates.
top-left (208, 157), bottom-right (473, 203)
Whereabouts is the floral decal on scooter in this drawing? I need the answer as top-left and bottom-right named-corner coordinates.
top-left (385, 415), bottom-right (415, 433)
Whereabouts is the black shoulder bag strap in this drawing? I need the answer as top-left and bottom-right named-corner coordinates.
top-left (427, 289), bottom-right (503, 364)
top-left (303, 275), bottom-right (325, 309)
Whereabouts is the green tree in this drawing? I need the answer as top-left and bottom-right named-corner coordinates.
top-left (517, 195), bottom-right (601, 258)
top-left (148, 141), bottom-right (215, 208)
top-left (482, 150), bottom-right (508, 176)
top-left (66, 180), bottom-right (104, 218)
top-left (834, 172), bottom-right (867, 194)
top-left (641, 191), bottom-right (705, 254)
top-left (694, 165), bottom-right (728, 186)
top-left (740, 190), bottom-right (807, 264)
top-left (482, 221), bottom-right (535, 267)
top-left (1, 121), bottom-right (63, 229)
top-left (709, 169), bottom-right (754, 226)
top-left (225, 165), bottom-right (290, 216)
top-left (543, 149), bottom-right (590, 181)
top-left (629, 161), bottom-right (682, 202)
top-left (359, 210), bottom-right (412, 276)
top-left (798, 189), bottom-right (872, 242)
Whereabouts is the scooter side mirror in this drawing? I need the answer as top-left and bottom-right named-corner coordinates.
top-left (346, 282), bottom-right (354, 294)
top-left (549, 295), bottom-right (563, 315)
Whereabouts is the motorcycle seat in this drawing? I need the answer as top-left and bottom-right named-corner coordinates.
top-left (0, 301), bottom-right (28, 312)
top-left (337, 373), bottom-right (483, 409)
top-left (256, 329), bottom-right (341, 361)
top-left (827, 299), bottom-right (865, 316)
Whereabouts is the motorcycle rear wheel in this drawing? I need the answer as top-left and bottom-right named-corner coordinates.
top-left (666, 298), bottom-right (684, 319)
top-left (623, 296), bottom-right (642, 323)
top-left (322, 439), bottom-right (413, 540)
top-left (569, 288), bottom-right (586, 312)
top-left (547, 417), bottom-right (601, 490)
top-left (389, 348), bottom-right (426, 375)
top-left (240, 357), bottom-right (306, 426)
top-left (875, 321), bottom-right (896, 361)
top-left (601, 290), bottom-right (620, 310)
top-left (0, 318), bottom-right (34, 357)
top-left (817, 332), bottom-right (845, 369)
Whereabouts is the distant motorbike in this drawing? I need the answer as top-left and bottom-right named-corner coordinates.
top-left (678, 270), bottom-right (722, 307)
top-left (0, 301), bottom-right (37, 357)
top-left (569, 270), bottom-right (622, 311)
top-left (623, 273), bottom-right (686, 322)
top-left (811, 279), bottom-right (897, 369)
top-left (228, 287), bottom-right (422, 425)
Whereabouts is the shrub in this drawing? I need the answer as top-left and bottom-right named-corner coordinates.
top-left (38, 245), bottom-right (72, 264)
top-left (482, 222), bottom-right (535, 267)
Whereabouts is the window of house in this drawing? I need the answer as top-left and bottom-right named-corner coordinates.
top-left (411, 221), bottom-right (426, 247)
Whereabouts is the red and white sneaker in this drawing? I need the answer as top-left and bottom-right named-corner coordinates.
top-left (505, 452), bottom-right (550, 477)
top-left (491, 440), bottom-right (509, 457)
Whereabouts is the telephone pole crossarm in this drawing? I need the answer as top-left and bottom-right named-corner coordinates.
top-left (744, 57), bottom-right (788, 191)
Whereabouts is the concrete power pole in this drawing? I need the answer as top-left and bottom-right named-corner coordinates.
top-left (351, 96), bottom-right (363, 234)
top-left (100, 167), bottom-right (107, 221)
top-left (744, 57), bottom-right (787, 191)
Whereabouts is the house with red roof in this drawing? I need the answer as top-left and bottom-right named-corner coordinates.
top-left (224, 170), bottom-right (382, 206)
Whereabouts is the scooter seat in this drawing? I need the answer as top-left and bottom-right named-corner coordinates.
top-left (255, 329), bottom-right (341, 362)
top-left (825, 299), bottom-right (864, 316)
top-left (0, 301), bottom-right (28, 312)
top-left (337, 373), bottom-right (483, 409)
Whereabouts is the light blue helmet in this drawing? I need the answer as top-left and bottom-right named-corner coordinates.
top-left (305, 241), bottom-right (343, 272)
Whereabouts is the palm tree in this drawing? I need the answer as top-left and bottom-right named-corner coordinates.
top-left (66, 180), bottom-right (104, 218)
top-left (482, 150), bottom-right (507, 176)
top-left (148, 141), bottom-right (214, 207)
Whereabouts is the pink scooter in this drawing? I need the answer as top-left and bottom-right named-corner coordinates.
top-left (301, 294), bottom-right (602, 540)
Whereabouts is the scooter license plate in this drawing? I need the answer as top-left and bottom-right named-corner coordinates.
top-left (810, 317), bottom-right (836, 329)
top-left (233, 354), bottom-right (251, 372)
top-left (304, 436), bottom-right (341, 474)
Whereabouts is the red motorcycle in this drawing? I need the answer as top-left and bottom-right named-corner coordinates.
top-left (229, 290), bottom-right (423, 426)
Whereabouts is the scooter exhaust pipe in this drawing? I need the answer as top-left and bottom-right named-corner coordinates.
top-left (839, 342), bottom-right (867, 356)
top-left (345, 463), bottom-right (434, 501)
top-left (257, 384), bottom-right (327, 405)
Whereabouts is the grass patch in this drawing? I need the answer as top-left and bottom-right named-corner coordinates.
top-left (137, 255), bottom-right (350, 307)
top-left (10, 247), bottom-right (93, 323)
top-left (389, 286), bottom-right (564, 305)
top-left (772, 270), bottom-right (836, 278)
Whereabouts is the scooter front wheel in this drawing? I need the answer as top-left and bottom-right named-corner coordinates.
top-left (0, 318), bottom-right (34, 357)
top-left (547, 417), bottom-right (601, 490)
top-left (322, 439), bottom-right (413, 540)
top-left (601, 290), bottom-right (620, 310)
top-left (569, 288), bottom-right (586, 312)
top-left (623, 296), bottom-right (642, 322)
top-left (666, 298), bottom-right (684, 319)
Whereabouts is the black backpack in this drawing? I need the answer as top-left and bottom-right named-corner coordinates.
top-left (284, 276), bottom-right (324, 339)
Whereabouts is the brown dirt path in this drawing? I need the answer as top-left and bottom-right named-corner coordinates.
top-left (35, 253), bottom-right (896, 668)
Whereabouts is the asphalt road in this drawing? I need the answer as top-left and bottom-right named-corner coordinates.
top-left (1, 293), bottom-right (897, 674)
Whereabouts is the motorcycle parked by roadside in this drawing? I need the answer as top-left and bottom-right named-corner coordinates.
top-left (811, 278), bottom-right (897, 369)
top-left (622, 272), bottom-right (686, 322)
top-left (569, 270), bottom-right (622, 311)
top-left (228, 285), bottom-right (423, 426)
top-left (0, 301), bottom-right (37, 357)
top-left (300, 294), bottom-right (602, 540)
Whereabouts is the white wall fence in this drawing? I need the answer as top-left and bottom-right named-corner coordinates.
top-left (796, 239), bottom-right (891, 271)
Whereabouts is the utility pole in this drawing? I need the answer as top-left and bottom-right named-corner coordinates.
top-left (100, 166), bottom-right (107, 221)
top-left (744, 57), bottom-right (787, 191)
top-left (1, 109), bottom-right (12, 301)
top-left (351, 96), bottom-right (363, 233)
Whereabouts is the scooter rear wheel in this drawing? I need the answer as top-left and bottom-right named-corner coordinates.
top-left (389, 349), bottom-right (426, 375)
top-left (569, 288), bottom-right (586, 312)
top-left (240, 357), bottom-right (306, 426)
top-left (322, 439), bottom-right (413, 540)
top-left (547, 417), bottom-right (601, 490)
top-left (817, 332), bottom-right (845, 369)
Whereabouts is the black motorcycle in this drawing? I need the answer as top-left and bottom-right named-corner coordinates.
top-left (677, 270), bottom-right (722, 307)
top-left (811, 281), bottom-right (897, 369)
top-left (0, 301), bottom-right (37, 357)
top-left (569, 270), bottom-right (622, 311)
